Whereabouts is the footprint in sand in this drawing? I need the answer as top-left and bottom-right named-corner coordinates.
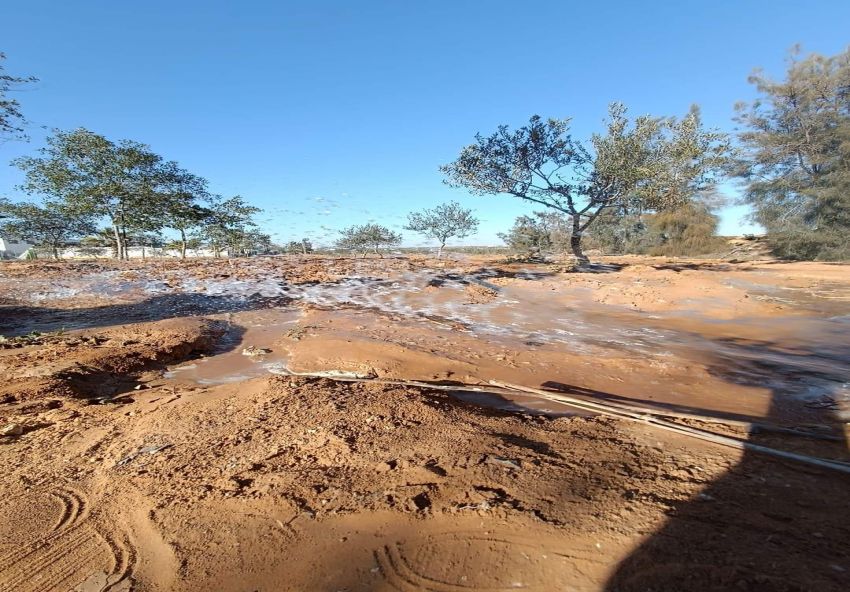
top-left (0, 487), bottom-right (133, 592)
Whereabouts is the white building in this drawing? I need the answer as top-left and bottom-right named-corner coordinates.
top-left (0, 235), bottom-right (33, 259)
top-left (58, 245), bottom-right (224, 259)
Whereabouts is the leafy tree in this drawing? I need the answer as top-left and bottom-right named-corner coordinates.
top-left (0, 198), bottom-right (96, 259)
top-left (200, 195), bottom-right (261, 257)
top-left (732, 46), bottom-right (850, 260)
top-left (226, 228), bottom-right (271, 256)
top-left (80, 228), bottom-right (119, 257)
top-left (14, 128), bottom-right (166, 259)
top-left (498, 212), bottom-right (570, 259)
top-left (336, 223), bottom-right (401, 257)
top-left (158, 163), bottom-right (211, 258)
top-left (405, 201), bottom-right (479, 259)
top-left (442, 104), bottom-right (729, 264)
top-left (283, 238), bottom-right (313, 255)
top-left (1, 53), bottom-right (38, 143)
top-left (165, 236), bottom-right (202, 255)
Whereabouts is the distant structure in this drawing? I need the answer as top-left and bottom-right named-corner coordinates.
top-left (0, 235), bottom-right (33, 259)
top-left (59, 246), bottom-right (224, 259)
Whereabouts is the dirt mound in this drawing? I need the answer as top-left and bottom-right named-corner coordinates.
top-left (0, 318), bottom-right (223, 405)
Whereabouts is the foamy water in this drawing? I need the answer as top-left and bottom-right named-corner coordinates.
top-left (2, 263), bottom-right (848, 406)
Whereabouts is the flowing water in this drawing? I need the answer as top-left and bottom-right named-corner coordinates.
top-left (2, 262), bottom-right (848, 419)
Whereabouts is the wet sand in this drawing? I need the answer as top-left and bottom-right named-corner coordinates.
top-left (1, 255), bottom-right (849, 591)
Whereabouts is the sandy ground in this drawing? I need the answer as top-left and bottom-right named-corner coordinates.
top-left (1, 254), bottom-right (849, 591)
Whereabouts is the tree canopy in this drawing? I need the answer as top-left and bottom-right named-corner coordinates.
top-left (733, 46), bottom-right (850, 260)
top-left (0, 198), bottom-right (96, 259)
top-left (336, 223), bottom-right (401, 257)
top-left (14, 129), bottom-right (167, 258)
top-left (0, 53), bottom-right (37, 144)
top-left (405, 201), bottom-right (479, 258)
top-left (442, 104), bottom-right (729, 264)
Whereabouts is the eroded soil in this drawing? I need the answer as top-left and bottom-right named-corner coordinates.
top-left (1, 255), bottom-right (849, 591)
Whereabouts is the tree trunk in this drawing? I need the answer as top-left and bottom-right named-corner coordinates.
top-left (52, 245), bottom-right (59, 260)
top-left (112, 224), bottom-right (123, 261)
top-left (437, 241), bottom-right (445, 260)
top-left (180, 229), bottom-right (187, 259)
top-left (570, 215), bottom-right (589, 265)
top-left (120, 226), bottom-right (129, 260)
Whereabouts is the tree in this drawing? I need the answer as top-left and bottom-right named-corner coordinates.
top-left (200, 195), bottom-right (261, 257)
top-left (158, 164), bottom-right (211, 258)
top-left (283, 238), bottom-right (313, 255)
top-left (732, 46), bottom-right (850, 260)
top-left (14, 129), bottom-right (167, 259)
top-left (0, 198), bottom-right (96, 259)
top-left (498, 212), bottom-right (569, 259)
top-left (336, 223), bottom-right (401, 257)
top-left (165, 236), bottom-right (202, 256)
top-left (227, 228), bottom-right (271, 256)
top-left (442, 104), bottom-right (729, 264)
top-left (1, 53), bottom-right (38, 143)
top-left (405, 201), bottom-right (479, 259)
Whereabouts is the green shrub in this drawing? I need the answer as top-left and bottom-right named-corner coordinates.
top-left (767, 230), bottom-right (850, 261)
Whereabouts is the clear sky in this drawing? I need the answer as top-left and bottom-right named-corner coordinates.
top-left (2, 1), bottom-right (849, 247)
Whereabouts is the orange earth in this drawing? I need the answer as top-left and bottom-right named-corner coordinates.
top-left (1, 253), bottom-right (848, 591)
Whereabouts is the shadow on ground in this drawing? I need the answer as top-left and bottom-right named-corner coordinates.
top-left (0, 293), bottom-right (293, 336)
top-left (603, 335), bottom-right (850, 591)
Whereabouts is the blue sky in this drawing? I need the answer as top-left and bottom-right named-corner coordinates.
top-left (2, 1), bottom-right (849, 247)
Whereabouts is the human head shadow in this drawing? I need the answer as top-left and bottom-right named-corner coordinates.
top-left (603, 334), bottom-right (850, 591)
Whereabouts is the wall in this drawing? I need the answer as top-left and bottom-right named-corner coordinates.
top-left (0, 236), bottom-right (34, 259)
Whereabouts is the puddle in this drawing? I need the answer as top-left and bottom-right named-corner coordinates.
top-left (164, 309), bottom-right (300, 385)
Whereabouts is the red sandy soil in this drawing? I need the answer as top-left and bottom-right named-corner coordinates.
top-left (0, 255), bottom-right (849, 591)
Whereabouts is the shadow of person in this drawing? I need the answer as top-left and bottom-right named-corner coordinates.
top-left (604, 338), bottom-right (850, 592)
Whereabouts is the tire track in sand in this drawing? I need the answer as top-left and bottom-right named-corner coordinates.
top-left (374, 530), bottom-right (606, 591)
top-left (0, 488), bottom-right (134, 592)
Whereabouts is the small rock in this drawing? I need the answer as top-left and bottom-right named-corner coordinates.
top-left (242, 346), bottom-right (272, 357)
top-left (484, 455), bottom-right (522, 470)
top-left (1, 423), bottom-right (23, 437)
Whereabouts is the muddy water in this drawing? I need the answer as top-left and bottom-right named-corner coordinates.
top-left (2, 263), bottom-right (848, 418)
top-left (164, 309), bottom-right (300, 385)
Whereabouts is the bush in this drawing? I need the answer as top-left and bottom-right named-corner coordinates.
top-left (767, 230), bottom-right (850, 261)
top-left (646, 204), bottom-right (727, 256)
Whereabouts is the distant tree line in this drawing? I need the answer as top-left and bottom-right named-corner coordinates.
top-left (2, 46), bottom-right (849, 262)
top-left (1, 128), bottom-right (269, 259)
top-left (444, 46), bottom-right (850, 263)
